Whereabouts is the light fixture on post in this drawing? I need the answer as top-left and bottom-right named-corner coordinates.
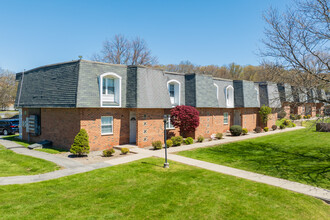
top-left (163, 115), bottom-right (169, 168)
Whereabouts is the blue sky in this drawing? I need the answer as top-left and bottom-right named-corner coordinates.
top-left (0, 0), bottom-right (289, 72)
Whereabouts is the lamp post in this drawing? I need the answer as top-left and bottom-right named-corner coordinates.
top-left (163, 115), bottom-right (169, 168)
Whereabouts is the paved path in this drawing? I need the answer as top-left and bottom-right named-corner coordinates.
top-left (1, 127), bottom-right (329, 203)
top-left (0, 138), bottom-right (82, 168)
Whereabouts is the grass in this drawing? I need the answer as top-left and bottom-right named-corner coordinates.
top-left (178, 123), bottom-right (330, 189)
top-left (2, 135), bottom-right (67, 154)
top-left (0, 145), bottom-right (60, 177)
top-left (0, 157), bottom-right (329, 219)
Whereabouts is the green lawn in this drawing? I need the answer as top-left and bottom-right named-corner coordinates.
top-left (0, 145), bottom-right (60, 177)
top-left (0, 157), bottom-right (329, 219)
top-left (178, 125), bottom-right (330, 189)
top-left (2, 135), bottom-right (67, 154)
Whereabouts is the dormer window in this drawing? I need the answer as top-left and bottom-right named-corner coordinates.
top-left (255, 85), bottom-right (260, 105)
top-left (225, 85), bottom-right (234, 108)
top-left (100, 73), bottom-right (121, 107)
top-left (214, 83), bottom-right (219, 100)
top-left (167, 80), bottom-right (180, 106)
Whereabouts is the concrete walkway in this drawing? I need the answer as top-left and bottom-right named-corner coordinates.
top-left (1, 127), bottom-right (329, 203)
top-left (0, 138), bottom-right (82, 168)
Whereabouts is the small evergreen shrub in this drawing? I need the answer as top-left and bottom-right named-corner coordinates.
top-left (278, 111), bottom-right (287, 119)
top-left (197, 135), bottom-right (204, 143)
top-left (297, 115), bottom-right (302, 119)
top-left (254, 126), bottom-right (262, 133)
top-left (152, 141), bottom-right (162, 150)
top-left (121, 148), bottom-right (129, 154)
top-left (70, 129), bottom-right (90, 156)
top-left (166, 139), bottom-right (173, 148)
top-left (290, 114), bottom-right (297, 120)
top-left (230, 125), bottom-right (242, 136)
top-left (259, 105), bottom-right (272, 125)
top-left (242, 128), bottom-right (248, 135)
top-left (272, 125), bottom-right (277, 130)
top-left (292, 123), bottom-right (296, 127)
top-left (215, 133), bottom-right (223, 139)
top-left (307, 115), bottom-right (311, 119)
top-left (171, 136), bottom-right (183, 146)
top-left (103, 148), bottom-right (115, 157)
top-left (184, 137), bottom-right (194, 145)
top-left (280, 124), bottom-right (285, 129)
top-left (264, 127), bottom-right (269, 132)
top-left (304, 115), bottom-right (308, 119)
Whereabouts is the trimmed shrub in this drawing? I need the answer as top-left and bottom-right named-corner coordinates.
top-left (152, 141), bottom-right (162, 150)
top-left (278, 111), bottom-right (287, 119)
top-left (171, 136), bottom-right (183, 146)
top-left (272, 125), bottom-right (277, 130)
top-left (292, 123), bottom-right (296, 127)
top-left (280, 124), bottom-right (285, 129)
top-left (259, 105), bottom-right (272, 125)
top-left (264, 127), bottom-right (269, 132)
top-left (184, 137), bottom-right (194, 145)
top-left (103, 148), bottom-right (115, 157)
top-left (121, 148), bottom-right (129, 154)
top-left (297, 115), bottom-right (302, 119)
top-left (290, 114), bottom-right (297, 120)
top-left (307, 115), bottom-right (311, 119)
top-left (230, 125), bottom-right (242, 136)
top-left (215, 133), bottom-right (223, 139)
top-left (166, 139), bottom-right (173, 148)
top-left (283, 119), bottom-right (291, 126)
top-left (254, 126), bottom-right (262, 133)
top-left (70, 129), bottom-right (90, 156)
top-left (242, 128), bottom-right (248, 135)
top-left (197, 135), bottom-right (204, 143)
top-left (304, 115), bottom-right (308, 119)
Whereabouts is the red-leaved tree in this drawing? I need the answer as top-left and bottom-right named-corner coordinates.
top-left (170, 105), bottom-right (200, 137)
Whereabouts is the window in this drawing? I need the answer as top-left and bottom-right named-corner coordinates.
top-left (100, 73), bottom-right (121, 107)
top-left (167, 80), bottom-right (180, 106)
top-left (224, 112), bottom-right (228, 124)
top-left (165, 115), bottom-right (175, 129)
top-left (214, 83), bottom-right (219, 100)
top-left (101, 116), bottom-right (113, 135)
top-left (225, 85), bottom-right (234, 108)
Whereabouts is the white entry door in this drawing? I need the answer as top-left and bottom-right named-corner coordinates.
top-left (129, 112), bottom-right (136, 144)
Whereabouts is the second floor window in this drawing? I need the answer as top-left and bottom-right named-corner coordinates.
top-left (100, 72), bottom-right (121, 107)
top-left (103, 78), bottom-right (115, 101)
top-left (167, 80), bottom-right (180, 106)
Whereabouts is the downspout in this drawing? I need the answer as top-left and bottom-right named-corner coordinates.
top-left (17, 70), bottom-right (25, 139)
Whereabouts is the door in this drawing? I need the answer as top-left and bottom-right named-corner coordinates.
top-left (129, 112), bottom-right (136, 144)
top-left (234, 110), bottom-right (241, 126)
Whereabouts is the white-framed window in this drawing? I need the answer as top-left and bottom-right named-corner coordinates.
top-left (225, 85), bottom-right (234, 108)
top-left (167, 80), bottom-right (180, 106)
top-left (101, 116), bottom-right (113, 135)
top-left (254, 85), bottom-right (260, 105)
top-left (100, 72), bottom-right (121, 107)
top-left (214, 83), bottom-right (219, 100)
top-left (224, 112), bottom-right (228, 124)
top-left (166, 115), bottom-right (175, 130)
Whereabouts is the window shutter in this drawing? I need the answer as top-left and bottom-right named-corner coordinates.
top-left (174, 83), bottom-right (180, 105)
top-left (114, 78), bottom-right (120, 104)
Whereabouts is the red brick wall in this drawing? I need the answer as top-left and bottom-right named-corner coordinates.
top-left (241, 108), bottom-right (259, 131)
top-left (80, 108), bottom-right (130, 151)
top-left (22, 108), bottom-right (81, 150)
top-left (283, 103), bottom-right (291, 119)
top-left (316, 103), bottom-right (324, 115)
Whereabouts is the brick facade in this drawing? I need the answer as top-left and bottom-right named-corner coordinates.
top-left (21, 107), bottom-right (277, 151)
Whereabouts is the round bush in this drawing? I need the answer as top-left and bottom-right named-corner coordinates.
top-left (166, 139), bottom-right (173, 147)
top-left (121, 148), bottom-right (129, 154)
top-left (197, 135), bottom-right (204, 143)
top-left (280, 124), bottom-right (285, 129)
top-left (272, 125), bottom-right (277, 130)
top-left (184, 137), bottom-right (194, 145)
top-left (171, 136), bottom-right (183, 146)
top-left (254, 126), bottom-right (262, 133)
top-left (152, 141), bottom-right (162, 150)
top-left (215, 133), bottom-right (223, 139)
top-left (242, 128), bottom-right (248, 135)
top-left (103, 148), bottom-right (115, 157)
top-left (297, 115), bottom-right (302, 119)
top-left (70, 129), bottom-right (90, 156)
top-left (292, 123), bottom-right (296, 127)
top-left (278, 111), bottom-right (287, 119)
top-left (230, 125), bottom-right (242, 136)
top-left (264, 127), bottom-right (269, 132)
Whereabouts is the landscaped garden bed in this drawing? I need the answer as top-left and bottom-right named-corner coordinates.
top-left (0, 157), bottom-right (328, 219)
